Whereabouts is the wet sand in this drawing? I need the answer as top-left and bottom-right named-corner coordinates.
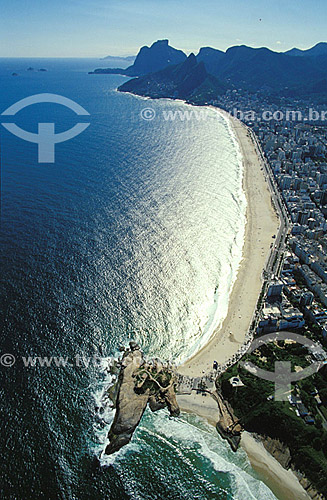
top-left (178, 111), bottom-right (279, 377)
top-left (177, 111), bottom-right (310, 499)
top-left (241, 432), bottom-right (310, 500)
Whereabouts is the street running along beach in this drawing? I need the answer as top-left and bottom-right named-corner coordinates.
top-left (179, 110), bottom-right (279, 377)
top-left (177, 110), bottom-right (311, 499)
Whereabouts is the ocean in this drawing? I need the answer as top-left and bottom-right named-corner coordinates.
top-left (0, 58), bottom-right (276, 499)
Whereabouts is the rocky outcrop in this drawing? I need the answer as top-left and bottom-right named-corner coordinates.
top-left (105, 346), bottom-right (239, 456)
top-left (105, 344), bottom-right (148, 454)
top-left (212, 390), bottom-right (242, 452)
top-left (259, 435), bottom-right (292, 469)
top-left (105, 343), bottom-right (180, 455)
top-left (90, 39), bottom-right (186, 76)
top-left (118, 53), bottom-right (227, 101)
top-left (297, 475), bottom-right (325, 500)
top-left (253, 434), bottom-right (325, 499)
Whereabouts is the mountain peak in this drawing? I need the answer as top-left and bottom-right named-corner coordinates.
top-left (151, 39), bottom-right (169, 47)
top-left (118, 50), bottom-right (225, 102)
top-left (285, 42), bottom-right (327, 57)
top-left (197, 46), bottom-right (224, 56)
top-left (128, 39), bottom-right (186, 75)
top-left (187, 52), bottom-right (197, 62)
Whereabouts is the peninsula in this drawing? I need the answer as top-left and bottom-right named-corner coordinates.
top-left (106, 341), bottom-right (242, 454)
top-left (105, 341), bottom-right (180, 455)
top-left (95, 38), bottom-right (327, 499)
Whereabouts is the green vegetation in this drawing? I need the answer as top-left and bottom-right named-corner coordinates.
top-left (242, 341), bottom-right (309, 372)
top-left (133, 366), bottom-right (173, 394)
top-left (220, 361), bottom-right (327, 496)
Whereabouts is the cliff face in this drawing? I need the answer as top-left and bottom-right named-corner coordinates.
top-left (212, 390), bottom-right (242, 452)
top-left (105, 343), bottom-right (180, 455)
top-left (257, 435), bottom-right (324, 500)
top-left (105, 346), bottom-right (149, 454)
top-left (128, 39), bottom-right (186, 76)
top-left (90, 39), bottom-right (186, 77)
top-left (118, 53), bottom-right (227, 101)
top-left (259, 435), bottom-right (292, 469)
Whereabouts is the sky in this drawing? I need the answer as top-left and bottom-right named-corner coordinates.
top-left (0, 0), bottom-right (326, 57)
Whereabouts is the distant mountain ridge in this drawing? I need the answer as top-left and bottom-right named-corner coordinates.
top-left (90, 39), bottom-right (327, 96)
top-left (118, 53), bottom-right (227, 102)
top-left (90, 40), bottom-right (186, 76)
top-left (100, 55), bottom-right (135, 61)
top-left (194, 44), bottom-right (327, 91)
top-left (285, 42), bottom-right (327, 57)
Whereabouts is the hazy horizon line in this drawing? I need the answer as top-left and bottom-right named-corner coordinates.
top-left (1, 40), bottom-right (326, 59)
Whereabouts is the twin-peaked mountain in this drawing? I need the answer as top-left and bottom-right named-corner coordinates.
top-left (118, 53), bottom-right (227, 101)
top-left (90, 39), bottom-right (327, 98)
top-left (92, 40), bottom-right (186, 76)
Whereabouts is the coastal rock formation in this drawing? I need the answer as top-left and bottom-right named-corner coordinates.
top-left (259, 435), bottom-right (292, 469)
top-left (212, 390), bottom-right (242, 452)
top-left (90, 39), bottom-right (186, 76)
top-left (105, 344), bottom-right (243, 456)
top-left (118, 53), bottom-right (227, 102)
top-left (258, 435), bottom-right (324, 500)
top-left (105, 342), bottom-right (180, 455)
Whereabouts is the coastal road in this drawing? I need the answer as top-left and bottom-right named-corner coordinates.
top-left (247, 127), bottom-right (292, 280)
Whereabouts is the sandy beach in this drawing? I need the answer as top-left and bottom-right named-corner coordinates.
top-left (178, 111), bottom-right (279, 377)
top-left (241, 432), bottom-right (310, 500)
top-left (177, 111), bottom-right (311, 499)
top-left (177, 393), bottom-right (310, 500)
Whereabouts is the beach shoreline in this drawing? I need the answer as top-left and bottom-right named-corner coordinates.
top-left (177, 109), bottom-right (311, 499)
top-left (241, 432), bottom-right (310, 500)
top-left (178, 109), bottom-right (279, 376)
top-left (176, 392), bottom-right (310, 500)
top-left (115, 91), bottom-right (309, 499)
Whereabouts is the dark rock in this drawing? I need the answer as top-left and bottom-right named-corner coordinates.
top-left (129, 341), bottom-right (139, 351)
top-left (118, 53), bottom-right (227, 101)
top-left (259, 435), bottom-right (292, 468)
top-left (164, 385), bottom-right (180, 417)
top-left (90, 39), bottom-right (186, 76)
top-left (212, 390), bottom-right (242, 452)
top-left (148, 393), bottom-right (166, 412)
top-left (105, 347), bottom-right (180, 455)
top-left (105, 348), bottom-right (148, 455)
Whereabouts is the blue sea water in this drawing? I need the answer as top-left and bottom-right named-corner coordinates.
top-left (0, 58), bottom-right (276, 499)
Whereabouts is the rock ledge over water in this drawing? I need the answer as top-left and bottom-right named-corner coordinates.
top-left (105, 342), bottom-right (180, 455)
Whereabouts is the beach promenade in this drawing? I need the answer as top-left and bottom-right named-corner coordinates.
top-left (176, 112), bottom-right (311, 499)
top-left (178, 111), bottom-right (279, 378)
